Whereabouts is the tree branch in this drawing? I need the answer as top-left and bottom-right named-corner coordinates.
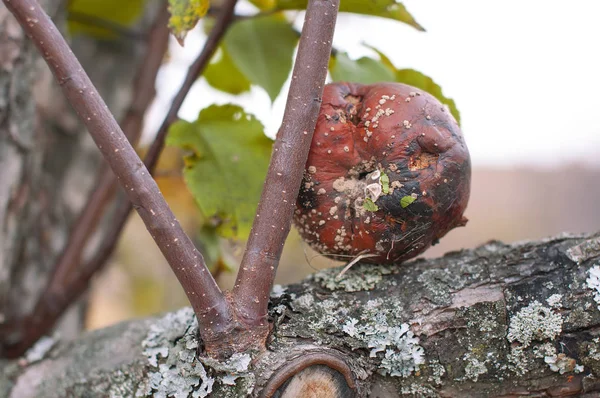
top-left (47, 5), bottom-right (170, 303)
top-left (0, 7), bottom-right (172, 357)
top-left (4, 233), bottom-right (599, 397)
top-left (2, 0), bottom-right (232, 353)
top-left (0, 0), bottom-right (240, 359)
top-left (143, 0), bottom-right (239, 172)
top-left (233, 0), bottom-right (340, 325)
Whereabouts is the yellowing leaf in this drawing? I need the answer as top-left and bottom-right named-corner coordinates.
top-left (225, 14), bottom-right (299, 101)
top-left (204, 45), bottom-right (252, 95)
top-left (197, 225), bottom-right (235, 274)
top-left (275, 0), bottom-right (424, 31)
top-left (168, 0), bottom-right (210, 45)
top-left (380, 172), bottom-right (390, 194)
top-left (248, 0), bottom-right (276, 11)
top-left (364, 198), bottom-right (379, 212)
top-left (166, 105), bottom-right (273, 239)
top-left (330, 52), bottom-right (395, 84)
top-left (67, 0), bottom-right (147, 38)
top-left (400, 195), bottom-right (416, 208)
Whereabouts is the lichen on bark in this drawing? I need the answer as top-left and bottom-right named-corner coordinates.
top-left (1, 233), bottom-right (600, 397)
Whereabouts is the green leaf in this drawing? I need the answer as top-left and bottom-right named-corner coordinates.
top-left (204, 45), bottom-right (252, 95)
top-left (330, 53), bottom-right (395, 84)
top-left (67, 0), bottom-right (147, 38)
top-left (197, 225), bottom-right (234, 274)
top-left (225, 14), bottom-right (299, 101)
top-left (360, 44), bottom-right (462, 125)
top-left (362, 43), bottom-right (396, 71)
top-left (395, 69), bottom-right (461, 124)
top-left (380, 172), bottom-right (390, 194)
top-left (167, 105), bottom-right (273, 239)
top-left (400, 195), bottom-right (416, 208)
top-left (275, 0), bottom-right (424, 31)
top-left (248, 0), bottom-right (276, 11)
top-left (168, 0), bottom-right (210, 45)
top-left (363, 198), bottom-right (379, 212)
top-left (197, 224), bottom-right (221, 270)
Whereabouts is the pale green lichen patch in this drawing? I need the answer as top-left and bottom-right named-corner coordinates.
top-left (507, 301), bottom-right (563, 347)
top-left (282, 293), bottom-right (423, 377)
top-left (427, 359), bottom-right (446, 386)
top-left (506, 301), bottom-right (570, 376)
top-left (586, 265), bottom-right (600, 311)
top-left (580, 337), bottom-right (600, 376)
top-left (140, 308), bottom-right (254, 398)
top-left (270, 284), bottom-right (287, 298)
top-left (290, 293), bottom-right (315, 312)
top-left (341, 299), bottom-right (424, 377)
top-left (546, 294), bottom-right (563, 308)
top-left (200, 353), bottom-right (255, 397)
top-left (587, 338), bottom-right (600, 361)
top-left (313, 263), bottom-right (393, 292)
top-left (533, 342), bottom-right (584, 375)
top-left (461, 353), bottom-right (488, 382)
top-left (400, 383), bottom-right (438, 396)
top-left (140, 307), bottom-right (215, 398)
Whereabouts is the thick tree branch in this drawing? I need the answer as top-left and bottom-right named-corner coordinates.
top-left (3, 233), bottom-right (599, 397)
top-left (2, 0), bottom-right (230, 351)
top-left (233, 0), bottom-right (340, 325)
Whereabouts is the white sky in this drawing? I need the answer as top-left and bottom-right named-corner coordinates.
top-left (144, 1), bottom-right (600, 169)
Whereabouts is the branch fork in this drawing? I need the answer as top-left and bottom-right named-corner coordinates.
top-left (2, 0), bottom-right (340, 358)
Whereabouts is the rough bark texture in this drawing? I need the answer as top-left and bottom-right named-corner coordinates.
top-left (0, 1), bottom-right (158, 337)
top-left (1, 233), bottom-right (598, 397)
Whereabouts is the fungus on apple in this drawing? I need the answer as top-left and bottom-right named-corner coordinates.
top-left (294, 82), bottom-right (470, 264)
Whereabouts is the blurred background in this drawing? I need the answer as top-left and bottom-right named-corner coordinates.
top-left (86, 1), bottom-right (600, 330)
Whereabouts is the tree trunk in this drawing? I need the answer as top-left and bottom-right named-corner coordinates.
top-left (0, 1), bottom-right (158, 338)
top-left (1, 233), bottom-right (598, 397)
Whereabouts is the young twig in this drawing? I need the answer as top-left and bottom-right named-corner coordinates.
top-left (144, 0), bottom-right (239, 171)
top-left (0, 8), bottom-right (171, 357)
top-left (0, 0), bottom-right (240, 358)
top-left (233, 0), bottom-right (340, 325)
top-left (3, 0), bottom-right (231, 348)
top-left (46, 6), bottom-right (170, 302)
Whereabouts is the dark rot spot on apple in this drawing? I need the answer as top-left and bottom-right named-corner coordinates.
top-left (294, 82), bottom-right (471, 264)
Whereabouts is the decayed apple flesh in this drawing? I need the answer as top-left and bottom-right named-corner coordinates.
top-left (294, 82), bottom-right (471, 264)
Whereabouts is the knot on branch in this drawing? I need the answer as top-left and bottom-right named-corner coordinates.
top-left (258, 349), bottom-right (356, 398)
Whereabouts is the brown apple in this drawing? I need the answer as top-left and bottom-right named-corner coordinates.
top-left (294, 82), bottom-right (470, 264)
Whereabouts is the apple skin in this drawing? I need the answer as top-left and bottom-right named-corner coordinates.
top-left (294, 82), bottom-right (470, 264)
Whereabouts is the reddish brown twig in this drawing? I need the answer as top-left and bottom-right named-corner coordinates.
top-left (3, 0), bottom-right (339, 359)
top-left (233, 0), bottom-right (340, 325)
top-left (2, 0), bottom-right (231, 354)
top-left (0, 0), bottom-right (239, 358)
top-left (0, 7), bottom-right (169, 356)
top-left (47, 6), bottom-right (170, 302)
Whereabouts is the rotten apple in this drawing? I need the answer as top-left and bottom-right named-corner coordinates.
top-left (294, 82), bottom-right (470, 264)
